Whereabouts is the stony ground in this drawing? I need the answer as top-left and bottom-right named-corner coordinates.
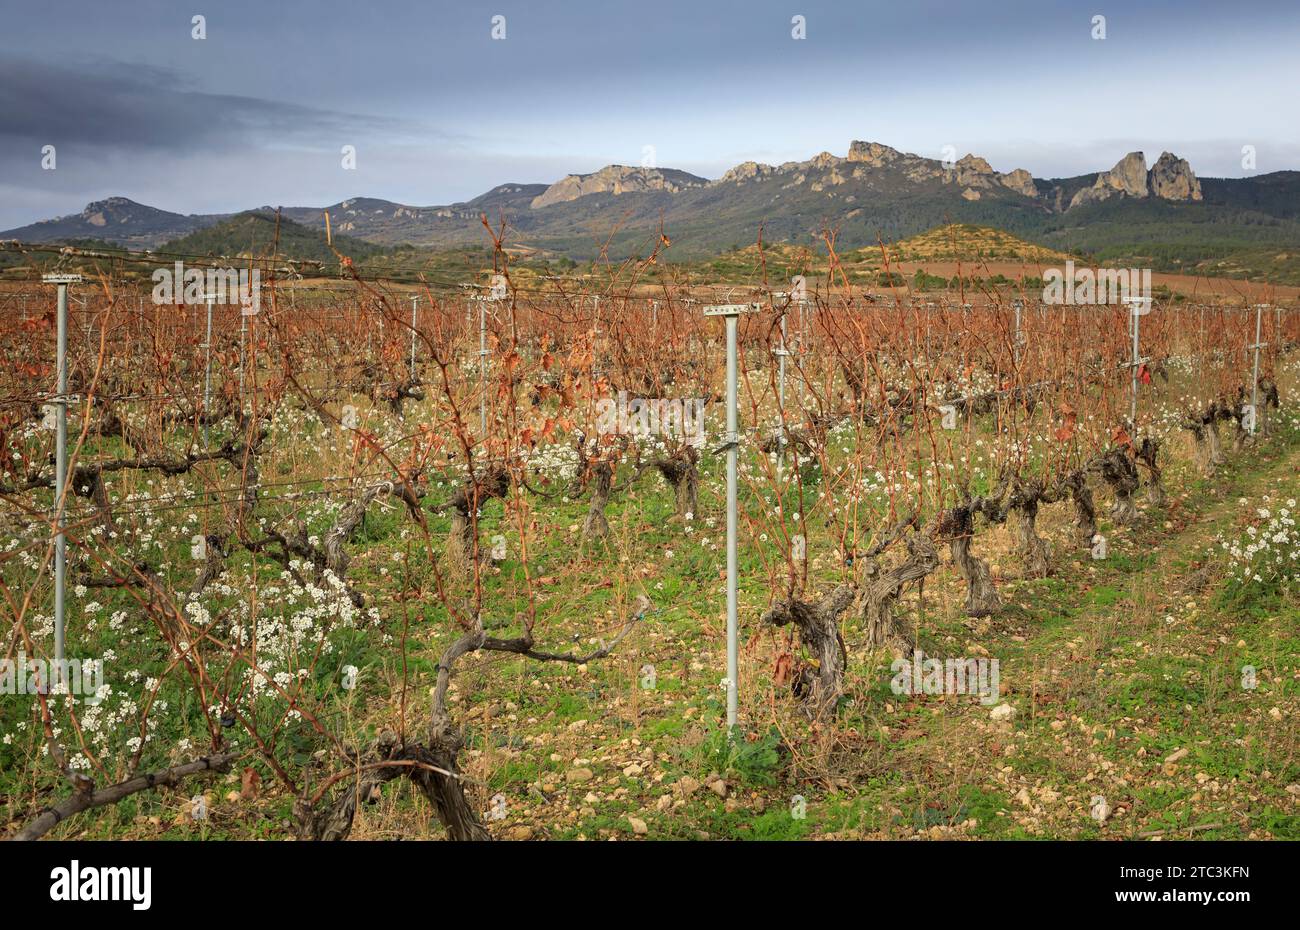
top-left (425, 435), bottom-right (1297, 842)
top-left (81, 431), bottom-right (1291, 842)
top-left (9, 383), bottom-right (1296, 843)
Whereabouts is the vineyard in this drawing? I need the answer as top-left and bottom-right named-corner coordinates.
top-left (1, 245), bottom-right (1297, 842)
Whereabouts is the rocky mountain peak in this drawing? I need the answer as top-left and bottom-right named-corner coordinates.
top-left (1149, 151), bottom-right (1203, 201)
top-left (846, 141), bottom-right (903, 167)
top-left (531, 165), bottom-right (707, 209)
top-left (1113, 151), bottom-right (1152, 196)
top-left (956, 154), bottom-right (994, 174)
top-left (1069, 152), bottom-right (1148, 208)
top-left (718, 161), bottom-right (776, 184)
top-left (843, 141), bottom-right (1035, 198)
top-left (83, 196), bottom-right (137, 212)
top-left (76, 196), bottom-right (179, 228)
top-left (1067, 150), bottom-right (1203, 209)
top-left (1001, 168), bottom-right (1038, 198)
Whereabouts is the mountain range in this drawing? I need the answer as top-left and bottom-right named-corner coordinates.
top-left (5, 141), bottom-right (1300, 278)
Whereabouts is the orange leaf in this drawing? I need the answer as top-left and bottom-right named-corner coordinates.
top-left (773, 653), bottom-right (794, 687)
top-left (240, 767), bottom-right (261, 801)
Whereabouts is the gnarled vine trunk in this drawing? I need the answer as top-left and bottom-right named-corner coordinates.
top-left (446, 467), bottom-right (510, 572)
top-left (1184, 399), bottom-right (1229, 475)
top-left (1199, 421), bottom-right (1224, 473)
top-left (653, 446), bottom-right (699, 518)
top-left (938, 505), bottom-right (1001, 617)
top-left (583, 459), bottom-right (613, 540)
top-left (1009, 478), bottom-right (1053, 579)
top-left (1255, 377), bottom-right (1281, 436)
top-left (1060, 469), bottom-right (1097, 549)
top-left (1135, 437), bottom-right (1165, 507)
top-left (1094, 448), bottom-right (1139, 525)
top-left (858, 531), bottom-right (941, 651)
top-left (294, 599), bottom-right (647, 841)
top-left (761, 585), bottom-right (854, 717)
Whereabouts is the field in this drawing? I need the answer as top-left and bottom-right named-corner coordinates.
top-left (0, 260), bottom-right (1296, 842)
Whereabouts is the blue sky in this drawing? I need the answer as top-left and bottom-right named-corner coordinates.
top-left (2, 0), bottom-right (1299, 228)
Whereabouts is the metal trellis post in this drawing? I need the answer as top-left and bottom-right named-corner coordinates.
top-left (1125, 296), bottom-right (1149, 431)
top-left (480, 297), bottom-right (490, 436)
top-left (203, 293), bottom-right (214, 448)
top-left (44, 273), bottom-right (81, 679)
top-left (704, 302), bottom-right (759, 736)
top-left (771, 293), bottom-right (790, 482)
top-left (1249, 304), bottom-right (1267, 435)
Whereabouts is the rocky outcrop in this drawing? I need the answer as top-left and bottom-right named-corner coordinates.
top-left (902, 159), bottom-right (946, 184)
top-left (719, 161), bottom-right (776, 184)
top-left (1070, 152), bottom-right (1150, 208)
top-left (953, 154), bottom-right (996, 188)
top-left (1002, 168), bottom-right (1038, 198)
top-left (714, 141), bottom-right (1040, 202)
top-left (845, 141), bottom-right (1036, 198)
top-left (531, 166), bottom-right (707, 208)
top-left (956, 154), bottom-right (994, 174)
top-left (846, 140), bottom-right (941, 182)
top-left (951, 153), bottom-right (1040, 198)
top-left (1148, 151), bottom-right (1202, 201)
top-left (808, 151), bottom-right (841, 170)
top-left (847, 140), bottom-right (903, 167)
top-left (1067, 150), bottom-right (1203, 209)
top-left (1111, 151), bottom-right (1152, 197)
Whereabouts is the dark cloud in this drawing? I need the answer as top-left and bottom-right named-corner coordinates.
top-left (0, 56), bottom-right (410, 153)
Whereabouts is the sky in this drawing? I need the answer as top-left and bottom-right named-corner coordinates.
top-left (2, 0), bottom-right (1299, 229)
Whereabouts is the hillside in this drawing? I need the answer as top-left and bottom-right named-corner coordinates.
top-left (1033, 196), bottom-right (1300, 283)
top-left (644, 225), bottom-right (1068, 286)
top-left (0, 197), bottom-right (222, 248)
top-left (864, 224), bottom-right (1072, 265)
top-left (161, 211), bottom-right (390, 266)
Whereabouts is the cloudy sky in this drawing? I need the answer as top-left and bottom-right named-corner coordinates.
top-left (2, 0), bottom-right (1299, 229)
